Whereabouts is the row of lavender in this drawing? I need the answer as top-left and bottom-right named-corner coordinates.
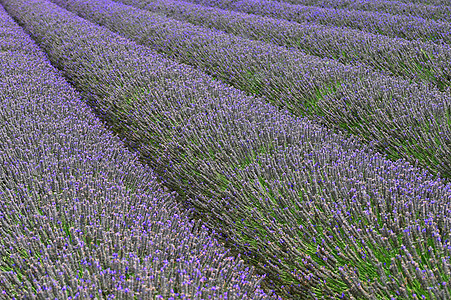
top-left (114, 0), bottom-right (451, 92)
top-left (4, 0), bottom-right (451, 298)
top-left (402, 0), bottom-right (449, 6)
top-left (50, 0), bottom-right (451, 184)
top-left (274, 0), bottom-right (451, 23)
top-left (0, 3), bottom-right (277, 299)
top-left (182, 0), bottom-right (451, 45)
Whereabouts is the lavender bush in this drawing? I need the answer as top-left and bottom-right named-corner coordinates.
top-left (4, 0), bottom-right (451, 298)
top-left (113, 0), bottom-right (451, 92)
top-left (183, 0), bottom-right (451, 44)
top-left (274, 0), bottom-right (451, 23)
top-left (0, 4), bottom-right (277, 299)
top-left (394, 0), bottom-right (450, 6)
top-left (50, 0), bottom-right (451, 183)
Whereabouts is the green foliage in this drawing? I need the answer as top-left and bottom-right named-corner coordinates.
top-left (244, 70), bottom-right (263, 95)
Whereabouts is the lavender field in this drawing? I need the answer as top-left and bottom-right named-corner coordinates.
top-left (0, 0), bottom-right (450, 299)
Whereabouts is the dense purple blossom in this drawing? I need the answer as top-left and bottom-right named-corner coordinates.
top-left (3, 0), bottom-right (451, 298)
top-left (52, 0), bottom-right (451, 182)
top-left (364, 0), bottom-right (450, 8)
top-left (274, 0), bottom-right (451, 23)
top-left (0, 3), bottom-right (276, 299)
top-left (395, 0), bottom-right (449, 5)
top-left (183, 0), bottom-right (451, 44)
top-left (113, 0), bottom-right (451, 92)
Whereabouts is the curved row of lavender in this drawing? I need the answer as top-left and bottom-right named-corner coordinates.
top-left (396, 0), bottom-right (449, 6)
top-left (0, 4), bottom-right (278, 299)
top-left (182, 0), bottom-right (451, 45)
top-left (274, 0), bottom-right (451, 23)
top-left (49, 0), bottom-right (451, 184)
top-left (114, 0), bottom-right (451, 92)
top-left (4, 0), bottom-right (451, 298)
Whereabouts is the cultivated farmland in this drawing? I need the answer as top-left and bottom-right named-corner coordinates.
top-left (0, 0), bottom-right (450, 299)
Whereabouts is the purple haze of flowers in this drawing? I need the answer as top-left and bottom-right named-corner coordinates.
top-left (3, 0), bottom-right (451, 298)
top-left (404, 0), bottom-right (450, 6)
top-left (182, 0), bottom-right (451, 45)
top-left (0, 3), bottom-right (278, 299)
top-left (273, 0), bottom-right (451, 23)
top-left (51, 0), bottom-right (451, 182)
top-left (113, 0), bottom-right (451, 92)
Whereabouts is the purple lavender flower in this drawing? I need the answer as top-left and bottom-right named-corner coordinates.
top-left (2, 0), bottom-right (451, 298)
top-left (0, 3), bottom-right (278, 299)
